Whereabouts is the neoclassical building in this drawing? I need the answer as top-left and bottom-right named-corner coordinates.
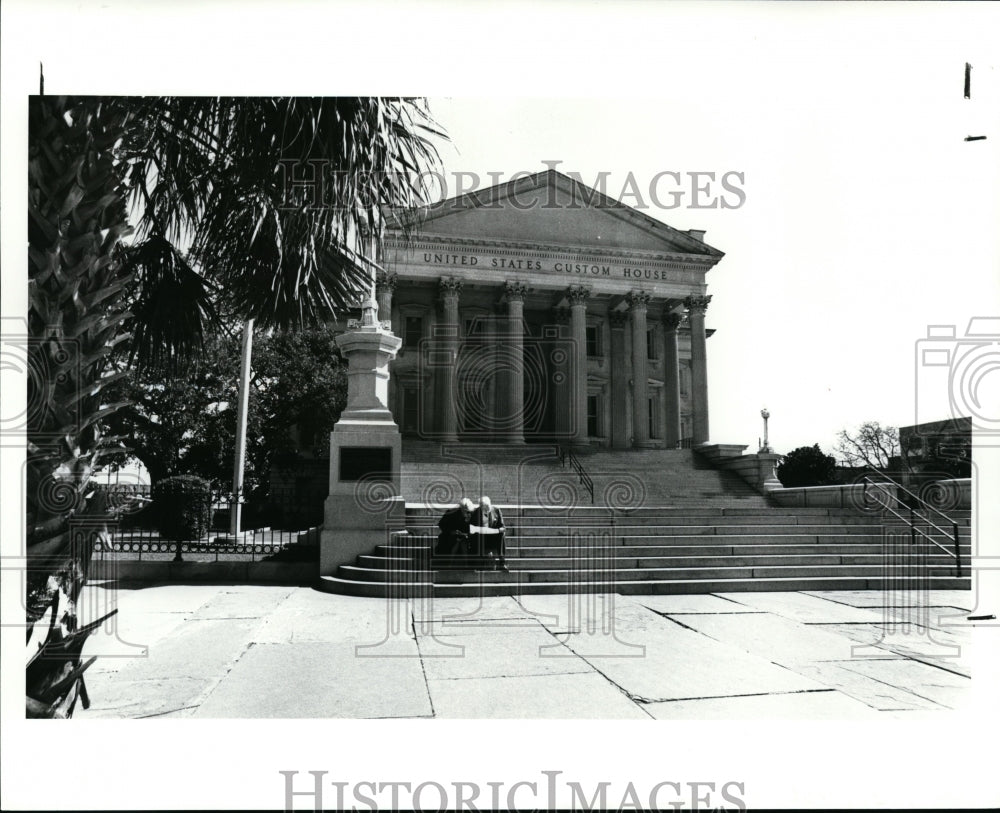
top-left (372, 170), bottom-right (723, 449)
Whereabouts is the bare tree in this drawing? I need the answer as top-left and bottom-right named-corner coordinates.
top-left (834, 421), bottom-right (900, 470)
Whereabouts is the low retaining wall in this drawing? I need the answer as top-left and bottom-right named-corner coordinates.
top-left (768, 483), bottom-right (872, 509)
top-left (769, 478), bottom-right (972, 510)
top-left (90, 560), bottom-right (316, 584)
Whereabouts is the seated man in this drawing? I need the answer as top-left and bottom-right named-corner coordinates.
top-left (471, 496), bottom-right (507, 572)
top-left (435, 497), bottom-right (474, 558)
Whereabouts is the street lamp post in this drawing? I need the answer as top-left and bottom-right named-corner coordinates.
top-left (760, 407), bottom-right (771, 453)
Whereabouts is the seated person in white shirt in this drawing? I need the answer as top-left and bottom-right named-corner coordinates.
top-left (470, 495), bottom-right (507, 572)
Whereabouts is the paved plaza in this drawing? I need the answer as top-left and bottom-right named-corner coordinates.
top-left (76, 583), bottom-right (980, 720)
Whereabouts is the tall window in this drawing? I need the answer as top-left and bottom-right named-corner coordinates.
top-left (587, 394), bottom-right (601, 437)
top-left (404, 316), bottom-right (423, 348)
top-left (648, 395), bottom-right (661, 439)
top-left (586, 325), bottom-right (602, 357)
top-left (646, 328), bottom-right (658, 360)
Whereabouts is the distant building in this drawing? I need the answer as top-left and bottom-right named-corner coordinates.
top-left (898, 416), bottom-right (972, 487)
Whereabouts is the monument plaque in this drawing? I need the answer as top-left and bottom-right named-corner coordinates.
top-left (338, 447), bottom-right (392, 482)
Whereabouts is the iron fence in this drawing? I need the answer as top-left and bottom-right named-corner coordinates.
top-left (92, 484), bottom-right (321, 562)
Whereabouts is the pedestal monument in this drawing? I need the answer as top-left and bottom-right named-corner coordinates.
top-left (320, 286), bottom-right (404, 575)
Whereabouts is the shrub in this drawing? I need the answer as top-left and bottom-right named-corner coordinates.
top-left (777, 445), bottom-right (838, 487)
top-left (153, 475), bottom-right (212, 541)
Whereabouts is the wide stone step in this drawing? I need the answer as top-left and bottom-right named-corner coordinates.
top-left (339, 562), bottom-right (965, 583)
top-left (361, 549), bottom-right (965, 570)
top-left (400, 524), bottom-right (894, 539)
top-left (528, 531), bottom-right (870, 543)
top-left (384, 538), bottom-right (972, 555)
top-left (402, 512), bottom-right (894, 525)
top-left (319, 574), bottom-right (970, 598)
top-left (366, 542), bottom-right (971, 566)
top-left (510, 524), bottom-right (885, 536)
top-left (512, 544), bottom-right (971, 558)
top-left (401, 515), bottom-right (890, 528)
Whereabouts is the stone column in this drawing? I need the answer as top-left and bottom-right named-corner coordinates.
top-left (609, 310), bottom-right (630, 449)
top-left (661, 310), bottom-right (683, 448)
top-left (438, 277), bottom-right (462, 442)
top-left (375, 271), bottom-right (396, 326)
top-left (491, 303), bottom-right (504, 438)
top-left (628, 291), bottom-right (652, 448)
top-left (685, 294), bottom-right (712, 444)
top-left (551, 307), bottom-right (572, 442)
top-left (567, 285), bottom-right (590, 447)
top-left (481, 310), bottom-right (497, 436)
top-left (504, 281), bottom-right (528, 444)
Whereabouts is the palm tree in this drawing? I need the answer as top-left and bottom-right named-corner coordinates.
top-left (26, 95), bottom-right (444, 717)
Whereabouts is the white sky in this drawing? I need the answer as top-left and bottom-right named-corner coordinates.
top-left (2, 2), bottom-right (1000, 810)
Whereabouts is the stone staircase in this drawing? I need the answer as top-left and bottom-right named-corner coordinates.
top-left (320, 443), bottom-right (972, 596)
top-left (319, 506), bottom-right (971, 597)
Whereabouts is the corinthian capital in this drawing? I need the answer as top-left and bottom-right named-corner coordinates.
top-left (439, 277), bottom-right (463, 299)
top-left (376, 271), bottom-right (397, 291)
top-left (566, 285), bottom-right (590, 306)
top-left (505, 280), bottom-right (529, 301)
top-left (626, 290), bottom-right (652, 310)
top-left (684, 294), bottom-right (712, 314)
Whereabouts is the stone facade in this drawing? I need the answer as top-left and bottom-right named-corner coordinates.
top-left (370, 169), bottom-right (724, 449)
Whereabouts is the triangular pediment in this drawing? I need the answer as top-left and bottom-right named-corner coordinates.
top-left (391, 170), bottom-right (723, 258)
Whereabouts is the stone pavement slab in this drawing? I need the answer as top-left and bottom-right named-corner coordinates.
top-left (189, 586), bottom-right (296, 619)
top-left (518, 593), bottom-right (672, 636)
top-left (555, 609), bottom-right (825, 702)
top-left (426, 671), bottom-right (651, 719)
top-left (630, 594), bottom-right (763, 614)
top-left (418, 628), bottom-right (593, 680)
top-left (673, 612), bottom-right (891, 666)
top-left (109, 617), bottom-right (258, 681)
top-left (642, 688), bottom-right (881, 719)
top-left (192, 640), bottom-right (432, 718)
top-left (253, 590), bottom-right (413, 645)
top-left (88, 582), bottom-right (227, 614)
top-left (835, 658), bottom-right (971, 709)
top-left (416, 617), bottom-right (548, 637)
top-left (788, 662), bottom-right (947, 711)
top-left (79, 676), bottom-right (214, 719)
top-left (82, 611), bottom-right (189, 674)
top-left (715, 591), bottom-right (889, 623)
top-left (411, 596), bottom-right (533, 623)
top-left (803, 590), bottom-right (972, 611)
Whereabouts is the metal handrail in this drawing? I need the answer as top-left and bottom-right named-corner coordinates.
top-left (861, 474), bottom-right (962, 577)
top-left (558, 446), bottom-right (595, 504)
top-left (862, 472), bottom-right (959, 529)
